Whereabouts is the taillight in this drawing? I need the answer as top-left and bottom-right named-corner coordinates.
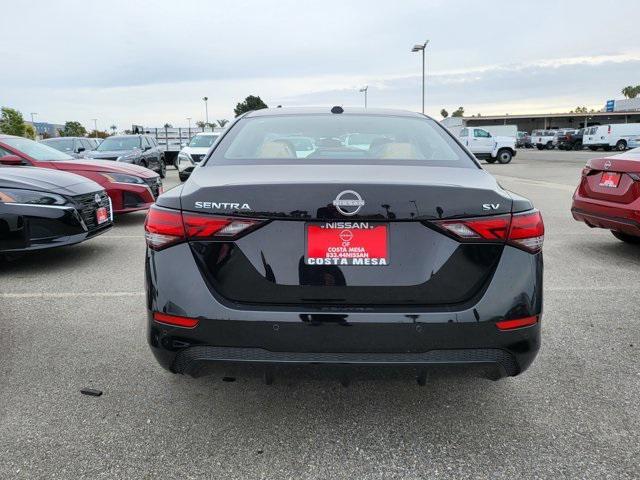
top-left (144, 205), bottom-right (264, 250)
top-left (144, 206), bottom-right (185, 250)
top-left (435, 210), bottom-right (544, 253)
top-left (607, 125), bottom-right (611, 134)
top-left (183, 213), bottom-right (261, 239)
top-left (437, 215), bottom-right (510, 240)
top-left (508, 211), bottom-right (544, 252)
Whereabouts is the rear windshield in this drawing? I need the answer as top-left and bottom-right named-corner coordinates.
top-left (205, 114), bottom-right (476, 168)
top-left (42, 138), bottom-right (75, 152)
top-left (97, 136), bottom-right (141, 151)
top-left (2, 137), bottom-right (72, 161)
top-left (189, 134), bottom-right (219, 148)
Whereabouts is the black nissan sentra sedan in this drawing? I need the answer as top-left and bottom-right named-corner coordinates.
top-left (144, 107), bottom-right (544, 382)
top-left (0, 166), bottom-right (112, 254)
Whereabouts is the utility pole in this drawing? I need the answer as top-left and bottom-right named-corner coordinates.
top-left (92, 119), bottom-right (98, 138)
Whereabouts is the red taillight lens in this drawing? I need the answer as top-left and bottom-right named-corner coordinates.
top-left (435, 210), bottom-right (544, 253)
top-left (183, 213), bottom-right (261, 239)
top-left (508, 210), bottom-right (544, 253)
top-left (437, 214), bottom-right (510, 240)
top-left (144, 206), bottom-right (185, 250)
top-left (496, 316), bottom-right (538, 330)
top-left (145, 205), bottom-right (264, 250)
top-left (153, 312), bottom-right (199, 328)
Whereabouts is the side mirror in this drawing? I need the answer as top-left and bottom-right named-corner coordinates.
top-left (77, 147), bottom-right (85, 153)
top-left (0, 155), bottom-right (24, 165)
top-left (143, 146), bottom-right (151, 151)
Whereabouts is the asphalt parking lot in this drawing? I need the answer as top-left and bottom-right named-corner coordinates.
top-left (1, 149), bottom-right (639, 479)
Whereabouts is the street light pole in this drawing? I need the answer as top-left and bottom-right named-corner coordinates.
top-left (411, 40), bottom-right (429, 114)
top-left (202, 97), bottom-right (209, 125)
top-left (92, 119), bottom-right (98, 138)
top-left (359, 86), bottom-right (368, 108)
top-left (30, 112), bottom-right (38, 124)
top-left (187, 117), bottom-right (192, 137)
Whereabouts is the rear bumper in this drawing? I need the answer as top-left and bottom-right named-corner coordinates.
top-left (572, 194), bottom-right (640, 236)
top-left (145, 243), bottom-right (543, 378)
top-left (166, 345), bottom-right (525, 378)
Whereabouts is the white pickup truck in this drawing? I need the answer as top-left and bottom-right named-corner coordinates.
top-left (458, 127), bottom-right (517, 164)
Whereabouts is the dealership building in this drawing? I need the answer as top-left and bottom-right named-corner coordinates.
top-left (457, 98), bottom-right (640, 132)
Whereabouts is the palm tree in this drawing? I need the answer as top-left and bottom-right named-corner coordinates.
top-left (217, 119), bottom-right (229, 128)
top-left (621, 86), bottom-right (639, 99)
top-left (110, 125), bottom-right (117, 135)
top-left (195, 121), bottom-right (206, 130)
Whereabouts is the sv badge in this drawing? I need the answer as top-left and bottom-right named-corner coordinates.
top-left (482, 203), bottom-right (500, 211)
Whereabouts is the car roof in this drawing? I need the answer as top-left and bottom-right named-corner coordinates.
top-left (194, 132), bottom-right (219, 136)
top-left (243, 107), bottom-right (429, 119)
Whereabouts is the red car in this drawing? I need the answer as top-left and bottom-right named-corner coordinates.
top-left (572, 148), bottom-right (640, 244)
top-left (0, 135), bottom-right (162, 214)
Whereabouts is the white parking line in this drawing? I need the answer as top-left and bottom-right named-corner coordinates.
top-left (0, 292), bottom-right (144, 298)
top-left (101, 235), bottom-right (144, 238)
top-left (494, 175), bottom-right (575, 192)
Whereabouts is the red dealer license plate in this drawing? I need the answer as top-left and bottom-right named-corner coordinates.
top-left (305, 222), bottom-right (389, 266)
top-left (96, 207), bottom-right (109, 224)
top-left (599, 172), bottom-right (621, 188)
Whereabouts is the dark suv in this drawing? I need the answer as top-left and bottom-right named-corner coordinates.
top-left (41, 137), bottom-right (99, 158)
top-left (85, 135), bottom-right (166, 178)
top-left (557, 129), bottom-right (584, 151)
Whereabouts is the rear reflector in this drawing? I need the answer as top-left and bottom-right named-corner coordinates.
top-left (435, 210), bottom-right (544, 253)
top-left (496, 316), bottom-right (538, 331)
top-left (144, 205), bottom-right (264, 250)
top-left (153, 312), bottom-right (199, 328)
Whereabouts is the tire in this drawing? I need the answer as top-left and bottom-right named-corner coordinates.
top-left (611, 231), bottom-right (640, 244)
top-left (496, 149), bottom-right (513, 164)
top-left (536, 145), bottom-right (544, 150)
top-left (159, 159), bottom-right (166, 179)
top-left (603, 145), bottom-right (612, 151)
top-left (588, 146), bottom-right (598, 151)
top-left (573, 142), bottom-right (583, 151)
top-left (546, 142), bottom-right (554, 150)
top-left (140, 160), bottom-right (148, 169)
top-left (179, 172), bottom-right (189, 182)
top-left (485, 158), bottom-right (497, 164)
top-left (615, 140), bottom-right (627, 151)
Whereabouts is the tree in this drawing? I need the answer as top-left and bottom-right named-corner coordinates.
top-left (217, 119), bottom-right (229, 128)
top-left (0, 107), bottom-right (26, 136)
top-left (451, 106), bottom-right (465, 117)
top-left (88, 129), bottom-right (109, 139)
top-left (110, 125), bottom-right (117, 135)
top-left (58, 121), bottom-right (87, 137)
top-left (621, 85), bottom-right (640, 99)
top-left (24, 123), bottom-right (36, 140)
top-left (195, 121), bottom-right (206, 129)
top-left (234, 95), bottom-right (268, 117)
top-left (163, 123), bottom-right (173, 129)
top-left (440, 109), bottom-right (449, 118)
top-left (572, 106), bottom-right (589, 113)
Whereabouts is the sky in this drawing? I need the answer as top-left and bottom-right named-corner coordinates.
top-left (1, 0), bottom-right (638, 131)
